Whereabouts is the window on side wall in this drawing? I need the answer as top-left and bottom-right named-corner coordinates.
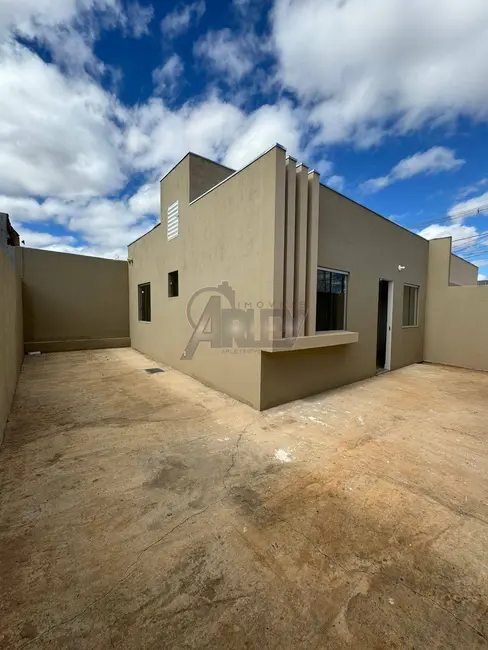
top-left (403, 284), bottom-right (419, 327)
top-left (138, 283), bottom-right (151, 322)
top-left (168, 270), bottom-right (179, 297)
top-left (316, 268), bottom-right (348, 332)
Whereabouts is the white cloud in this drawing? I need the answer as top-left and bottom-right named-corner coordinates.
top-left (418, 223), bottom-right (478, 250)
top-left (449, 192), bottom-right (488, 220)
top-left (0, 42), bottom-right (126, 198)
top-left (0, 0), bottom-right (125, 73)
top-left (126, 1), bottom-right (154, 38)
top-left (152, 54), bottom-right (184, 98)
top-left (128, 183), bottom-right (160, 216)
top-left (479, 273), bottom-right (487, 281)
top-left (161, 1), bottom-right (205, 39)
top-left (326, 175), bottom-right (345, 192)
top-left (8, 193), bottom-right (157, 259)
top-left (194, 28), bottom-right (261, 81)
top-left (19, 229), bottom-right (76, 249)
top-left (362, 147), bottom-right (464, 192)
top-left (125, 96), bottom-right (245, 173)
top-left (0, 0), bottom-right (120, 37)
top-left (223, 102), bottom-right (303, 170)
top-left (272, 0), bottom-right (488, 146)
top-left (457, 178), bottom-right (488, 200)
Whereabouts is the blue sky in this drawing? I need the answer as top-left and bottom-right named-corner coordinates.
top-left (1, 0), bottom-right (488, 278)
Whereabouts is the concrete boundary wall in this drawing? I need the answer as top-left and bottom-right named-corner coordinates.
top-left (425, 238), bottom-right (488, 371)
top-left (0, 244), bottom-right (23, 443)
top-left (19, 248), bottom-right (130, 353)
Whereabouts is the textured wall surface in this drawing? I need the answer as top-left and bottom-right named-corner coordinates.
top-left (130, 148), bottom-right (284, 409)
top-left (20, 248), bottom-right (129, 353)
top-left (0, 244), bottom-right (23, 442)
top-left (425, 238), bottom-right (488, 371)
top-left (260, 187), bottom-right (429, 408)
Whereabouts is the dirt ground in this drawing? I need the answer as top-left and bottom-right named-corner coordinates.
top-left (1, 348), bottom-right (488, 649)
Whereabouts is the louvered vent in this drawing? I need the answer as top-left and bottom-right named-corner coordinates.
top-left (167, 201), bottom-right (179, 240)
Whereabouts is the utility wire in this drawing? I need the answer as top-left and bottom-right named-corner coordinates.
top-left (406, 204), bottom-right (488, 231)
top-left (451, 229), bottom-right (488, 245)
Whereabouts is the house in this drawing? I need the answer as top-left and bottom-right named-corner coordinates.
top-left (1, 146), bottom-right (486, 429)
top-left (127, 144), bottom-right (481, 410)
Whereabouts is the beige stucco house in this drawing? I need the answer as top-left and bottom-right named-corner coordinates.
top-left (127, 144), bottom-right (481, 409)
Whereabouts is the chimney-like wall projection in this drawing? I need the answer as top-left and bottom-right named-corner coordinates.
top-left (275, 152), bottom-right (320, 342)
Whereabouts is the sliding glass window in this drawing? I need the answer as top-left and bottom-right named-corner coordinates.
top-left (316, 268), bottom-right (349, 332)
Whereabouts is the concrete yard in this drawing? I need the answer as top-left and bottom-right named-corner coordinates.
top-left (1, 349), bottom-right (488, 649)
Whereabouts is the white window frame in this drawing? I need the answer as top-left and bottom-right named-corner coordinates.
top-left (167, 200), bottom-right (179, 240)
top-left (402, 283), bottom-right (419, 328)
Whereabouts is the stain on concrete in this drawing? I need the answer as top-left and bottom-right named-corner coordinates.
top-left (1, 349), bottom-right (488, 649)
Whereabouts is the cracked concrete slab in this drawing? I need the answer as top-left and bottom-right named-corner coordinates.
top-left (1, 348), bottom-right (488, 649)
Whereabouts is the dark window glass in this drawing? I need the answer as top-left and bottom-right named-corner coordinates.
top-left (316, 269), bottom-right (348, 331)
top-left (403, 285), bottom-right (418, 326)
top-left (138, 283), bottom-right (151, 322)
top-left (168, 270), bottom-right (179, 297)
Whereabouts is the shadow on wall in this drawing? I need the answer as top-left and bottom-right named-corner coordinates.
top-left (0, 215), bottom-right (23, 443)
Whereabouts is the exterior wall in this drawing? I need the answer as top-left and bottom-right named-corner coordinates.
top-left (20, 248), bottom-right (129, 353)
top-left (449, 253), bottom-right (478, 286)
top-left (0, 243), bottom-right (23, 443)
top-left (188, 154), bottom-right (234, 202)
top-left (260, 187), bottom-right (429, 408)
top-left (129, 147), bottom-right (285, 409)
top-left (425, 238), bottom-right (488, 371)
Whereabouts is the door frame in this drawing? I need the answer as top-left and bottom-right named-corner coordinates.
top-left (380, 278), bottom-right (394, 371)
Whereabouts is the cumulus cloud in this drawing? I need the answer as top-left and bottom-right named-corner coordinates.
top-left (194, 28), bottom-right (262, 81)
top-left (223, 102), bottom-right (304, 169)
top-left (125, 96), bottom-right (245, 173)
top-left (152, 54), bottom-right (184, 98)
top-left (272, 0), bottom-right (488, 146)
top-left (161, 1), bottom-right (205, 39)
top-left (0, 42), bottom-right (126, 198)
top-left (128, 183), bottom-right (160, 216)
top-left (361, 147), bottom-right (464, 193)
top-left (6, 193), bottom-right (157, 259)
top-left (418, 223), bottom-right (478, 249)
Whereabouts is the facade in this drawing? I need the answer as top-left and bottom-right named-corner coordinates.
top-left (128, 145), bottom-right (438, 409)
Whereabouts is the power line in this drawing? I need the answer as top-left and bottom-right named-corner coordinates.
top-left (406, 204), bottom-right (488, 232)
top-left (452, 229), bottom-right (488, 245)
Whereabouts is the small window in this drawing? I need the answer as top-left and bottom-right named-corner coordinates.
top-left (403, 284), bottom-right (419, 327)
top-left (167, 200), bottom-right (179, 240)
top-left (168, 270), bottom-right (179, 297)
top-left (138, 283), bottom-right (151, 322)
top-left (316, 268), bottom-right (348, 332)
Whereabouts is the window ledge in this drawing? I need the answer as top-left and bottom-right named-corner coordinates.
top-left (263, 331), bottom-right (359, 353)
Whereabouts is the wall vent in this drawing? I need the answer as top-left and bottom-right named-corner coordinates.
top-left (167, 201), bottom-right (179, 240)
